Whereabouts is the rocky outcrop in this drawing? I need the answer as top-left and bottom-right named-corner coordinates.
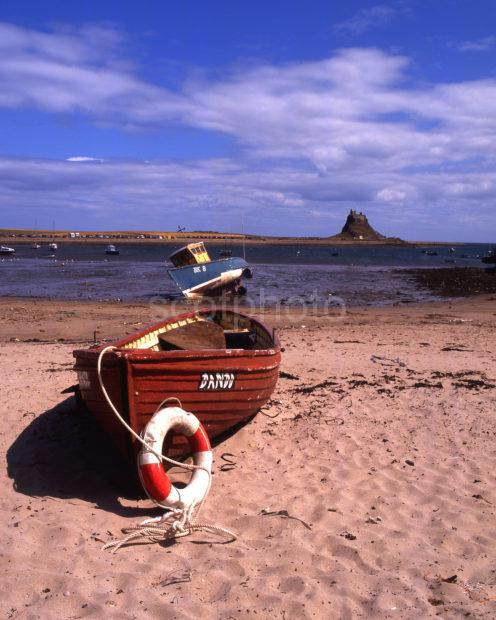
top-left (329, 210), bottom-right (404, 243)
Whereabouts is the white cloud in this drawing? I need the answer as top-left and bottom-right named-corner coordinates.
top-left (0, 21), bottom-right (184, 117)
top-left (0, 156), bottom-right (495, 241)
top-left (333, 3), bottom-right (410, 35)
top-left (66, 156), bottom-right (102, 162)
top-left (456, 36), bottom-right (496, 52)
top-left (0, 23), bottom-right (496, 240)
top-left (1, 23), bottom-right (495, 173)
top-left (375, 187), bottom-right (408, 202)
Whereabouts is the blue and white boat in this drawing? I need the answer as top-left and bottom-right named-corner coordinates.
top-left (168, 242), bottom-right (252, 298)
top-left (481, 247), bottom-right (496, 264)
top-left (105, 244), bottom-right (120, 255)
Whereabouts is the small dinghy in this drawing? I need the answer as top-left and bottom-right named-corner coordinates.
top-left (105, 244), bottom-right (120, 255)
top-left (481, 247), bottom-right (496, 264)
top-left (73, 309), bottom-right (281, 460)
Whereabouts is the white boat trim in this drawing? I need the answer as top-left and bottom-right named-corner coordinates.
top-left (181, 268), bottom-right (244, 299)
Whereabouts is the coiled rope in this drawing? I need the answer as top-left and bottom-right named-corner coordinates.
top-left (97, 346), bottom-right (237, 552)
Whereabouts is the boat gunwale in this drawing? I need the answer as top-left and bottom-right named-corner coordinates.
top-left (72, 309), bottom-right (281, 462)
top-left (73, 308), bottom-right (280, 361)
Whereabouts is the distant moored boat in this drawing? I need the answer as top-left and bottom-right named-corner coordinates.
top-left (481, 247), bottom-right (496, 264)
top-left (105, 244), bottom-right (120, 255)
top-left (0, 245), bottom-right (15, 255)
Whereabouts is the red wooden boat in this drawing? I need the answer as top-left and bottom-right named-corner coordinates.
top-left (73, 309), bottom-right (281, 462)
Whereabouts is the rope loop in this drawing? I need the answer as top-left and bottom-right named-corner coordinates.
top-left (102, 509), bottom-right (237, 553)
top-left (96, 346), bottom-right (237, 552)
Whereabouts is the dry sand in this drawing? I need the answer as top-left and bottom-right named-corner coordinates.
top-left (1, 296), bottom-right (496, 618)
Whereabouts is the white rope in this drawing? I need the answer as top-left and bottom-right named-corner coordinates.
top-left (97, 347), bottom-right (193, 469)
top-left (102, 508), bottom-right (236, 553)
top-left (96, 346), bottom-right (237, 551)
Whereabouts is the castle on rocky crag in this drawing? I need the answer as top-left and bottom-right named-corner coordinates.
top-left (328, 209), bottom-right (403, 243)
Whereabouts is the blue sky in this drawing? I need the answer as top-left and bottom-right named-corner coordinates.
top-left (0, 1), bottom-right (495, 240)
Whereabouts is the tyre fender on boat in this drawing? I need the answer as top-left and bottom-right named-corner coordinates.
top-left (138, 406), bottom-right (212, 510)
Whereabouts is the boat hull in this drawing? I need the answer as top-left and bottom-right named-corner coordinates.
top-left (168, 257), bottom-right (250, 298)
top-left (73, 311), bottom-right (280, 462)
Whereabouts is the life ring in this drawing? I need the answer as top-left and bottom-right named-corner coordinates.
top-left (138, 406), bottom-right (212, 510)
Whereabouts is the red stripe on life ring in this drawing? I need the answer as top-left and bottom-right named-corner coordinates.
top-left (139, 463), bottom-right (172, 502)
top-left (187, 424), bottom-right (211, 453)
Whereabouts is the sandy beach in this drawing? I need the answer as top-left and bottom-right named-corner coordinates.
top-left (2, 295), bottom-right (496, 618)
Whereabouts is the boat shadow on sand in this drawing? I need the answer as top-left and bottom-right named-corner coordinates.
top-left (7, 393), bottom-right (253, 517)
top-left (6, 395), bottom-right (150, 517)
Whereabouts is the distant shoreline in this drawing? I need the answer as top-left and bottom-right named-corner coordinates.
top-left (1, 236), bottom-right (410, 246)
top-left (0, 229), bottom-right (478, 247)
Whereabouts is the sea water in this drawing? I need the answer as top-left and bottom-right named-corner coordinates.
top-left (0, 242), bottom-right (492, 307)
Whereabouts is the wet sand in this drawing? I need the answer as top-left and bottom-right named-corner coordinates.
top-left (1, 295), bottom-right (496, 618)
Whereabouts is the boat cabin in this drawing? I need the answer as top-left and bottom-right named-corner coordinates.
top-left (169, 242), bottom-right (211, 267)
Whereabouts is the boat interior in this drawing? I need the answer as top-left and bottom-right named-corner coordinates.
top-left (120, 311), bottom-right (274, 352)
